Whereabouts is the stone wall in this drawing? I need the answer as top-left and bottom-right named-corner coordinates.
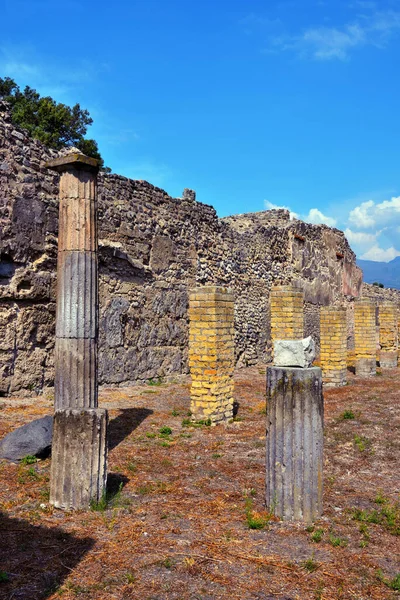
top-left (0, 100), bottom-right (366, 395)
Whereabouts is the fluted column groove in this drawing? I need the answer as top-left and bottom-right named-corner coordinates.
top-left (266, 366), bottom-right (323, 522)
top-left (47, 152), bottom-right (107, 510)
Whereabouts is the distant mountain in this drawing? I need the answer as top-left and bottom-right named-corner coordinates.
top-left (357, 256), bottom-right (400, 289)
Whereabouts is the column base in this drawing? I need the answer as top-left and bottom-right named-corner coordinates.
top-left (380, 352), bottom-right (397, 368)
top-left (50, 408), bottom-right (108, 510)
top-left (190, 390), bottom-right (234, 425)
top-left (323, 369), bottom-right (347, 388)
top-left (355, 358), bottom-right (376, 377)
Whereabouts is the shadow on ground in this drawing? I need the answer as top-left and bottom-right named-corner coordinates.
top-left (0, 512), bottom-right (94, 599)
top-left (108, 407), bottom-right (153, 451)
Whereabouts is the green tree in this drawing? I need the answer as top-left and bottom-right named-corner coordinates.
top-left (0, 77), bottom-right (106, 168)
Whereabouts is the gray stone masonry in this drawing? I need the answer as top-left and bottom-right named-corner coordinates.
top-left (266, 366), bottom-right (323, 522)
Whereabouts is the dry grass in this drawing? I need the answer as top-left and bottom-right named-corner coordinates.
top-left (0, 366), bottom-right (399, 600)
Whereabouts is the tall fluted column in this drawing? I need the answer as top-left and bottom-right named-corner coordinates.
top-left (46, 152), bottom-right (107, 509)
top-left (49, 153), bottom-right (99, 409)
top-left (266, 366), bottom-right (323, 522)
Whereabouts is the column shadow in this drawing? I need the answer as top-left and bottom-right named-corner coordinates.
top-left (0, 512), bottom-right (94, 599)
top-left (108, 407), bottom-right (153, 451)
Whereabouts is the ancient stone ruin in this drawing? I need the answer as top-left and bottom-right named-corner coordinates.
top-left (354, 298), bottom-right (377, 377)
top-left (1, 96), bottom-right (400, 401)
top-left (46, 151), bottom-right (108, 510)
top-left (188, 286), bottom-right (235, 424)
top-left (1, 98), bottom-right (400, 530)
top-left (266, 342), bottom-right (323, 522)
top-left (378, 301), bottom-right (398, 368)
top-left (0, 100), bottom-right (372, 397)
top-left (320, 306), bottom-right (347, 387)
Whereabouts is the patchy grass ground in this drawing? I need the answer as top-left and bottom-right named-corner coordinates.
top-left (0, 366), bottom-right (399, 600)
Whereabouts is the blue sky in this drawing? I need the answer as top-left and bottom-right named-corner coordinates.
top-left (2, 0), bottom-right (400, 261)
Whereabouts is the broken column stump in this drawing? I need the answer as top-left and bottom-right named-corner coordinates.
top-left (379, 301), bottom-right (398, 368)
top-left (188, 286), bottom-right (235, 424)
top-left (266, 366), bottom-right (323, 522)
top-left (46, 151), bottom-right (107, 509)
top-left (320, 307), bottom-right (347, 387)
top-left (50, 409), bottom-right (108, 509)
top-left (354, 298), bottom-right (376, 377)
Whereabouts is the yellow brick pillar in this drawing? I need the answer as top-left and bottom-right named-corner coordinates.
top-left (188, 286), bottom-right (235, 424)
top-left (270, 285), bottom-right (304, 348)
top-left (354, 299), bottom-right (376, 377)
top-left (320, 307), bottom-right (347, 387)
top-left (379, 301), bottom-right (398, 368)
top-left (398, 306), bottom-right (400, 366)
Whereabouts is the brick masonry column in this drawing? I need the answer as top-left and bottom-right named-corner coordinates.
top-left (188, 286), bottom-right (235, 424)
top-left (398, 306), bottom-right (400, 366)
top-left (320, 307), bottom-right (347, 387)
top-left (354, 298), bottom-right (376, 377)
top-left (270, 285), bottom-right (304, 348)
top-left (379, 301), bottom-right (398, 368)
top-left (46, 152), bottom-right (107, 509)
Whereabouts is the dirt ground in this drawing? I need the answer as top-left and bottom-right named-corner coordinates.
top-left (0, 366), bottom-right (399, 600)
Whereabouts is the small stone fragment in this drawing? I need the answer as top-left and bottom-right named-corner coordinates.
top-left (0, 415), bottom-right (53, 461)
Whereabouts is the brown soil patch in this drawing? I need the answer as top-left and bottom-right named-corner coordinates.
top-left (0, 366), bottom-right (399, 600)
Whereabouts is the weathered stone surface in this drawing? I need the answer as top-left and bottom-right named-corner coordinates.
top-left (0, 415), bottom-right (52, 461)
top-left (50, 409), bottom-right (107, 510)
top-left (266, 367), bottom-right (323, 522)
top-left (3, 100), bottom-right (398, 396)
top-left (273, 336), bottom-right (315, 368)
top-left (52, 157), bottom-right (99, 412)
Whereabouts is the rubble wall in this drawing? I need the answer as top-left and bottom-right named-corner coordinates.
top-left (0, 101), bottom-right (365, 395)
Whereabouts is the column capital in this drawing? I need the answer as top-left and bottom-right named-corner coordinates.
top-left (45, 151), bottom-right (99, 173)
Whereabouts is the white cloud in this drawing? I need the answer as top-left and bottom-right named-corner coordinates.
top-left (360, 245), bottom-right (400, 262)
top-left (305, 208), bottom-right (337, 227)
top-left (264, 201), bottom-right (337, 226)
top-left (271, 9), bottom-right (400, 60)
top-left (348, 200), bottom-right (376, 228)
top-left (301, 23), bottom-right (366, 60)
top-left (349, 196), bottom-right (400, 229)
top-left (344, 228), bottom-right (378, 248)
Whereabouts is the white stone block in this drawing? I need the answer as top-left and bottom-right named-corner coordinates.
top-left (274, 336), bottom-right (316, 368)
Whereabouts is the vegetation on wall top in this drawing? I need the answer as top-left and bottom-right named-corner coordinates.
top-left (0, 76), bottom-right (106, 169)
